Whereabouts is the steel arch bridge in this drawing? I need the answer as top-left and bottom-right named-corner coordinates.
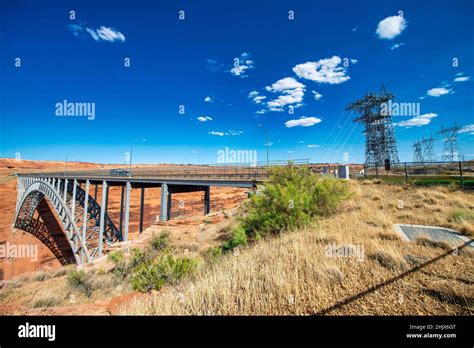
top-left (13, 162), bottom-right (296, 265)
top-left (14, 176), bottom-right (122, 265)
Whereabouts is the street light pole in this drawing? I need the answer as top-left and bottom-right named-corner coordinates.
top-left (128, 138), bottom-right (146, 177)
top-left (129, 144), bottom-right (133, 177)
top-left (258, 124), bottom-right (269, 168)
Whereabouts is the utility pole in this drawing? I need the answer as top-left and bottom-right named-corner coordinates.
top-left (128, 138), bottom-right (147, 177)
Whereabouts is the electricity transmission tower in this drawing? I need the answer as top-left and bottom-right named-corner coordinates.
top-left (413, 140), bottom-right (424, 163)
top-left (438, 124), bottom-right (463, 162)
top-left (346, 86), bottom-right (399, 168)
top-left (420, 136), bottom-right (435, 162)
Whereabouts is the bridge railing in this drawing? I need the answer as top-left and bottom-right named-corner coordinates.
top-left (16, 159), bottom-right (310, 180)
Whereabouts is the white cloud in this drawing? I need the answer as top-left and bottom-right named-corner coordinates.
top-left (350, 58), bottom-right (358, 64)
top-left (227, 130), bottom-right (243, 136)
top-left (459, 124), bottom-right (474, 134)
top-left (204, 96), bottom-right (213, 102)
top-left (208, 130), bottom-right (242, 136)
top-left (395, 113), bottom-right (438, 128)
top-left (376, 15), bottom-right (407, 40)
top-left (285, 116), bottom-right (322, 128)
top-left (248, 91), bottom-right (267, 104)
top-left (96, 26), bottom-right (125, 42)
top-left (208, 131), bottom-right (224, 136)
top-left (265, 77), bottom-right (305, 92)
top-left (454, 76), bottom-right (470, 82)
top-left (265, 77), bottom-right (305, 112)
top-left (197, 116), bottom-right (213, 122)
top-left (307, 144), bottom-right (320, 148)
top-left (312, 90), bottom-right (323, 100)
top-left (87, 26), bottom-right (125, 42)
top-left (68, 23), bottom-right (125, 42)
top-left (230, 53), bottom-right (255, 78)
top-left (292, 56), bottom-right (350, 84)
top-left (390, 42), bottom-right (405, 50)
top-left (427, 87), bottom-right (453, 97)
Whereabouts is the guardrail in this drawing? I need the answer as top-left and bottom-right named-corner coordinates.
top-left (16, 159), bottom-right (311, 180)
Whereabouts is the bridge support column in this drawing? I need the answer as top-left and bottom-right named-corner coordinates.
top-left (160, 183), bottom-right (170, 221)
top-left (98, 180), bottom-right (107, 256)
top-left (63, 179), bottom-right (68, 205)
top-left (81, 180), bottom-right (90, 264)
top-left (123, 181), bottom-right (131, 241)
top-left (105, 184), bottom-right (109, 214)
top-left (119, 185), bottom-right (124, 235)
top-left (139, 187), bottom-right (145, 234)
top-left (204, 186), bottom-right (210, 215)
top-left (71, 179), bottom-right (78, 252)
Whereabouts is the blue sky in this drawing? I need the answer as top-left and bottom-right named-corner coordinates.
top-left (1, 0), bottom-right (473, 165)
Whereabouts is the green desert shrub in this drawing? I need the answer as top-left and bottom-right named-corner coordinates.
top-left (151, 230), bottom-right (171, 251)
top-left (240, 165), bottom-right (350, 239)
top-left (108, 250), bottom-right (129, 277)
top-left (206, 246), bottom-right (223, 263)
top-left (130, 254), bottom-right (198, 292)
top-left (222, 225), bottom-right (248, 251)
top-left (66, 269), bottom-right (92, 297)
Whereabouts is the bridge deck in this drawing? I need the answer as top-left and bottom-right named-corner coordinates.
top-left (16, 167), bottom-right (270, 188)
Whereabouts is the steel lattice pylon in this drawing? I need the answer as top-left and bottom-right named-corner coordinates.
top-left (438, 124), bottom-right (464, 162)
top-left (346, 86), bottom-right (400, 168)
top-left (413, 140), bottom-right (424, 163)
top-left (420, 136), bottom-right (435, 163)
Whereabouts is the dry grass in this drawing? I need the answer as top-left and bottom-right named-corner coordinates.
top-left (118, 182), bottom-right (474, 315)
top-left (1, 182), bottom-right (472, 315)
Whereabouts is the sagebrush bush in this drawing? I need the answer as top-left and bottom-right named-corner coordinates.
top-left (130, 254), bottom-right (198, 292)
top-left (32, 293), bottom-right (66, 308)
top-left (240, 165), bottom-right (350, 239)
top-left (108, 250), bottom-right (128, 277)
top-left (151, 230), bottom-right (171, 251)
top-left (32, 271), bottom-right (51, 282)
top-left (66, 269), bottom-right (92, 297)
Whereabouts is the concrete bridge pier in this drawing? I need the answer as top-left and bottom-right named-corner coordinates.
top-left (159, 184), bottom-right (211, 222)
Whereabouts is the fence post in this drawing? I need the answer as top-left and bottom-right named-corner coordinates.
top-left (459, 161), bottom-right (464, 189)
top-left (404, 162), bottom-right (408, 185)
